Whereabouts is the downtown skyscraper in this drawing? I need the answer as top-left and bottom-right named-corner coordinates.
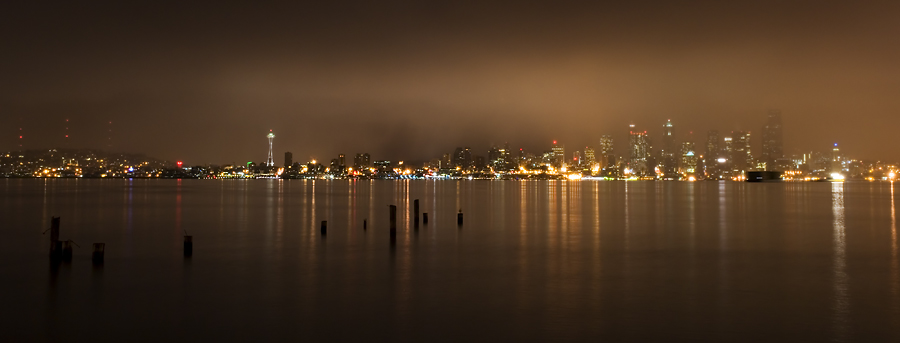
top-left (660, 119), bottom-right (678, 179)
top-left (629, 125), bottom-right (651, 177)
top-left (761, 110), bottom-right (784, 170)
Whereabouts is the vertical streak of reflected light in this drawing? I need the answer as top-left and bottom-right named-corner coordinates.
top-left (717, 181), bottom-right (729, 315)
top-left (891, 182), bottom-right (898, 320)
top-left (276, 179), bottom-right (284, 253)
top-left (310, 180), bottom-right (317, 240)
top-left (688, 182), bottom-right (695, 250)
top-left (126, 179), bottom-right (133, 234)
top-left (561, 180), bottom-right (569, 236)
top-left (348, 180), bottom-right (354, 237)
top-left (832, 182), bottom-right (849, 340)
top-left (593, 181), bottom-right (601, 295)
top-left (548, 181), bottom-right (557, 248)
top-left (265, 180), bottom-right (275, 245)
top-left (175, 179), bottom-right (182, 236)
top-left (624, 181), bottom-right (629, 250)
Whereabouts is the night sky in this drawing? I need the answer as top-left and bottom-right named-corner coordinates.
top-left (3, 1), bottom-right (899, 164)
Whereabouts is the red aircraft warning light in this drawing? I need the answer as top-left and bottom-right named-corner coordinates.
top-left (177, 161), bottom-right (183, 168)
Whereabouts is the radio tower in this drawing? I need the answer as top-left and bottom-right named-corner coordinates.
top-left (266, 130), bottom-right (275, 166)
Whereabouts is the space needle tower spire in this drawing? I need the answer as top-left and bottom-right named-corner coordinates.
top-left (266, 130), bottom-right (275, 167)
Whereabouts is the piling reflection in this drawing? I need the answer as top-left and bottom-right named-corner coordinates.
top-left (832, 182), bottom-right (849, 340)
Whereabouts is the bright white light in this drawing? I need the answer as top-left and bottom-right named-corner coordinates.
top-left (717, 158), bottom-right (727, 163)
top-left (890, 172), bottom-right (896, 179)
top-left (831, 173), bottom-right (845, 180)
top-left (687, 176), bottom-right (696, 181)
top-left (567, 173), bottom-right (582, 180)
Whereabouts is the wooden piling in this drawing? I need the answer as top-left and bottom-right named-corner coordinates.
top-left (321, 220), bottom-right (327, 236)
top-left (363, 219), bottom-right (367, 230)
top-left (423, 213), bottom-right (428, 224)
top-left (389, 205), bottom-right (397, 238)
top-left (457, 209), bottom-right (463, 226)
top-left (184, 236), bottom-right (193, 257)
top-left (92, 243), bottom-right (105, 265)
top-left (414, 199), bottom-right (420, 227)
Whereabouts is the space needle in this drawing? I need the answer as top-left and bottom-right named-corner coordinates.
top-left (266, 130), bottom-right (275, 167)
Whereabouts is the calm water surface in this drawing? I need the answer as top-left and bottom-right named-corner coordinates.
top-left (2, 179), bottom-right (899, 342)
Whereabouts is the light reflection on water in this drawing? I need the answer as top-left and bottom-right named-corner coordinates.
top-left (1, 179), bottom-right (899, 341)
top-left (832, 182), bottom-right (849, 341)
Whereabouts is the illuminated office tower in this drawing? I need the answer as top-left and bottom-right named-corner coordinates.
top-left (488, 146), bottom-right (502, 169)
top-left (680, 141), bottom-right (697, 176)
top-left (572, 151), bottom-right (582, 166)
top-left (441, 153), bottom-right (451, 169)
top-left (266, 130), bottom-right (275, 167)
top-left (660, 120), bottom-right (677, 178)
top-left (338, 154), bottom-right (345, 167)
top-left (706, 130), bottom-right (719, 158)
top-left (551, 141), bottom-right (565, 168)
top-left (599, 135), bottom-right (614, 167)
top-left (761, 110), bottom-right (784, 170)
top-left (583, 147), bottom-right (596, 166)
top-left (353, 153), bottom-right (371, 169)
top-left (729, 131), bottom-right (752, 175)
top-left (705, 130), bottom-right (720, 178)
top-left (453, 147), bottom-right (473, 169)
top-left (831, 143), bottom-right (842, 174)
top-left (629, 125), bottom-right (651, 176)
top-left (284, 152), bottom-right (293, 168)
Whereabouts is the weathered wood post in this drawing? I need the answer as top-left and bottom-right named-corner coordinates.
top-left (184, 236), bottom-right (193, 257)
top-left (92, 243), bottom-right (105, 265)
top-left (321, 220), bottom-right (327, 236)
top-left (457, 209), bottom-right (463, 226)
top-left (423, 213), bottom-right (428, 224)
top-left (389, 205), bottom-right (397, 239)
top-left (363, 219), bottom-right (367, 230)
top-left (414, 199), bottom-right (420, 228)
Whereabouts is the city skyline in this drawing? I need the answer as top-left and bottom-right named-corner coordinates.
top-left (5, 111), bottom-right (896, 182)
top-left (3, 2), bottom-right (900, 164)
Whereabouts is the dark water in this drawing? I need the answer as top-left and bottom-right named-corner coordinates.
top-left (1, 179), bottom-right (899, 342)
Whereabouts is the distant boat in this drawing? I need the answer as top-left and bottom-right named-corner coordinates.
top-left (746, 171), bottom-right (783, 182)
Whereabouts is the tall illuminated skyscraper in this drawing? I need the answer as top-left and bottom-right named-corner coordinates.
top-left (583, 147), bottom-right (595, 166)
top-left (729, 131), bottom-right (751, 175)
top-left (680, 141), bottom-right (697, 176)
top-left (660, 119), bottom-right (677, 178)
top-left (761, 110), bottom-right (784, 170)
top-left (551, 141), bottom-right (565, 168)
top-left (629, 125), bottom-right (651, 176)
top-left (832, 143), bottom-right (842, 173)
top-left (599, 135), bottom-right (614, 167)
top-left (266, 130), bottom-right (275, 167)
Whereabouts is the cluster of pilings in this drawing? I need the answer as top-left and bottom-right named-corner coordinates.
top-left (47, 216), bottom-right (192, 264)
top-left (47, 216), bottom-right (104, 265)
top-left (49, 199), bottom-right (467, 260)
top-left (321, 199), bottom-right (463, 240)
